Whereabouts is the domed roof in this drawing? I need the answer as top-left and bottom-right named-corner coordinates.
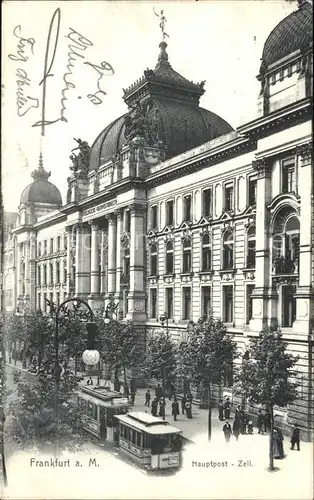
top-left (261, 1), bottom-right (313, 69)
top-left (20, 158), bottom-right (62, 206)
top-left (89, 41), bottom-right (233, 171)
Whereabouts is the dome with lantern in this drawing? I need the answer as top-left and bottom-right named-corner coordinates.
top-left (20, 154), bottom-right (62, 208)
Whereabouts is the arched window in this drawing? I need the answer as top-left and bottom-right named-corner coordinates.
top-left (272, 209), bottom-right (300, 274)
top-left (182, 238), bottom-right (192, 273)
top-left (49, 263), bottom-right (54, 284)
top-left (201, 233), bottom-right (212, 271)
top-left (165, 241), bottom-right (174, 274)
top-left (246, 226), bottom-right (256, 268)
top-left (43, 264), bottom-right (47, 286)
top-left (150, 244), bottom-right (158, 276)
top-left (223, 230), bottom-right (234, 269)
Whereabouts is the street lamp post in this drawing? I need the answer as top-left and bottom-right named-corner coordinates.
top-left (45, 297), bottom-right (100, 456)
top-left (159, 312), bottom-right (169, 336)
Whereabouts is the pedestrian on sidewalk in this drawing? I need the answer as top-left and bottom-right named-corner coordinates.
top-left (257, 410), bottom-right (264, 434)
top-left (186, 391), bottom-right (193, 404)
top-left (159, 397), bottom-right (166, 420)
top-left (234, 405), bottom-right (241, 423)
top-left (240, 409), bottom-right (247, 434)
top-left (185, 400), bottom-right (192, 419)
top-left (218, 399), bottom-right (224, 421)
top-left (144, 390), bottom-right (151, 407)
top-left (223, 420), bottom-right (232, 443)
top-left (130, 389), bottom-right (136, 405)
top-left (274, 427), bottom-right (285, 459)
top-left (224, 397), bottom-right (231, 419)
top-left (124, 383), bottom-right (130, 399)
top-left (247, 420), bottom-right (253, 434)
top-left (181, 395), bottom-right (186, 415)
top-left (151, 397), bottom-right (158, 417)
top-left (233, 419), bottom-right (240, 441)
top-left (290, 423), bottom-right (300, 450)
top-left (155, 383), bottom-right (163, 402)
top-left (172, 398), bottom-right (179, 421)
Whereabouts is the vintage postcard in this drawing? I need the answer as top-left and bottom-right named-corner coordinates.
top-left (1, 0), bottom-right (313, 499)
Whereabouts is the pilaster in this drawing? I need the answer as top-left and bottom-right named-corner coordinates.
top-left (107, 214), bottom-right (117, 297)
top-left (100, 229), bottom-right (107, 296)
top-left (250, 158), bottom-right (273, 331)
top-left (88, 221), bottom-right (102, 309)
top-left (126, 203), bottom-right (147, 322)
top-left (75, 223), bottom-right (91, 298)
top-left (65, 228), bottom-right (72, 296)
top-left (115, 209), bottom-right (124, 304)
top-left (294, 142), bottom-right (313, 334)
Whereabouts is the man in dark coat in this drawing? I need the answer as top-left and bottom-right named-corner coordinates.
top-left (223, 421), bottom-right (232, 443)
top-left (185, 400), bottom-right (192, 419)
top-left (275, 427), bottom-right (285, 458)
top-left (224, 398), bottom-right (231, 419)
top-left (240, 410), bottom-right (247, 434)
top-left (155, 384), bottom-right (163, 402)
top-left (171, 398), bottom-right (179, 421)
top-left (218, 399), bottom-right (224, 421)
top-left (159, 397), bottom-right (166, 419)
top-left (151, 397), bottom-right (158, 417)
top-left (290, 423), bottom-right (300, 450)
top-left (257, 410), bottom-right (264, 434)
top-left (144, 390), bottom-right (151, 407)
top-left (130, 389), bottom-right (136, 405)
top-left (232, 419), bottom-right (240, 441)
top-left (234, 405), bottom-right (241, 424)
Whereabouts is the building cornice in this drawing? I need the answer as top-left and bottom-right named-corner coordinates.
top-left (237, 97), bottom-right (312, 139)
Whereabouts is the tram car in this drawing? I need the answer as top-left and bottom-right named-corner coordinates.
top-left (115, 411), bottom-right (183, 471)
top-left (76, 384), bottom-right (130, 443)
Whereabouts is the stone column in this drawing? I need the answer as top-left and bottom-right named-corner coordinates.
top-left (294, 142), bottom-right (313, 335)
top-left (16, 242), bottom-right (23, 301)
top-left (100, 229), bottom-right (107, 295)
top-left (126, 203), bottom-right (147, 322)
top-left (250, 159), bottom-right (273, 332)
top-left (115, 209), bottom-right (123, 304)
top-left (75, 223), bottom-right (91, 298)
top-left (65, 228), bottom-right (72, 296)
top-left (89, 221), bottom-right (102, 309)
top-left (28, 231), bottom-right (37, 311)
top-left (107, 214), bottom-right (117, 298)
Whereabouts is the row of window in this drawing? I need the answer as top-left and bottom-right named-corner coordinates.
top-left (37, 260), bottom-right (66, 286)
top-left (150, 227), bottom-right (256, 276)
top-left (37, 236), bottom-right (64, 257)
top-left (149, 283), bottom-right (296, 327)
top-left (37, 291), bottom-right (63, 310)
top-left (149, 180), bottom-right (257, 229)
top-left (148, 157), bottom-right (297, 229)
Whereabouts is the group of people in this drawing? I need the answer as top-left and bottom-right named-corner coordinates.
top-left (144, 384), bottom-right (193, 421)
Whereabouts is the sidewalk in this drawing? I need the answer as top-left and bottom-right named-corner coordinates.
top-left (131, 388), bottom-right (226, 443)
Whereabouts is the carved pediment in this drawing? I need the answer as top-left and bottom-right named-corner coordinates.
top-left (197, 216), bottom-right (212, 226)
top-left (177, 220), bottom-right (193, 231)
top-left (219, 210), bottom-right (234, 221)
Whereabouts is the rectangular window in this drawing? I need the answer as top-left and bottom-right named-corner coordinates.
top-left (125, 210), bottom-right (131, 233)
top-left (151, 206), bottom-right (158, 230)
top-left (282, 286), bottom-right (296, 327)
top-left (43, 293), bottom-right (47, 312)
top-left (37, 293), bottom-right (41, 310)
top-left (166, 200), bottom-right (174, 226)
top-left (201, 286), bottom-right (211, 318)
top-left (50, 292), bottom-right (53, 304)
top-left (165, 288), bottom-right (173, 319)
top-left (183, 195), bottom-right (192, 221)
top-left (150, 289), bottom-right (157, 319)
top-left (246, 285), bottom-right (255, 324)
top-left (57, 236), bottom-right (61, 251)
top-left (202, 188), bottom-right (212, 217)
top-left (44, 240), bottom-right (47, 254)
top-left (50, 238), bottom-right (54, 254)
top-left (282, 158), bottom-right (295, 194)
top-left (56, 292), bottom-right (60, 306)
top-left (223, 286), bottom-right (233, 323)
top-left (182, 287), bottom-right (191, 320)
top-left (38, 242), bottom-right (41, 257)
top-left (37, 266), bottom-right (41, 286)
top-left (248, 179), bottom-right (257, 206)
top-left (225, 184), bottom-right (234, 211)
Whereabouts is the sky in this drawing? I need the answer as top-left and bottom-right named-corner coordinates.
top-left (2, 0), bottom-right (297, 213)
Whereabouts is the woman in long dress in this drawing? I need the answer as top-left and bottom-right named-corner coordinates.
top-left (272, 429), bottom-right (280, 459)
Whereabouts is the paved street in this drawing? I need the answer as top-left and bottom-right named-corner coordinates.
top-left (2, 367), bottom-right (313, 500)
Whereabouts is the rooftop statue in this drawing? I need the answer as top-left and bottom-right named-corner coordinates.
top-left (124, 100), bottom-right (161, 146)
top-left (70, 138), bottom-right (90, 175)
top-left (153, 8), bottom-right (169, 40)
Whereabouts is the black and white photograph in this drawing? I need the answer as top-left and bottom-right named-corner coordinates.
top-left (1, 1), bottom-right (313, 498)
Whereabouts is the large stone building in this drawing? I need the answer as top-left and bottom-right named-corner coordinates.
top-left (2, 2), bottom-right (313, 438)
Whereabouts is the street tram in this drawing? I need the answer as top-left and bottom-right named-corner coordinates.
top-left (76, 384), bottom-right (130, 443)
top-left (115, 411), bottom-right (183, 471)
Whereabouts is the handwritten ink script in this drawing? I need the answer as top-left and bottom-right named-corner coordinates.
top-left (8, 25), bottom-right (39, 116)
top-left (8, 8), bottom-right (114, 130)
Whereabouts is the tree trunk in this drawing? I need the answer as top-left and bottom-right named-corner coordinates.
top-left (269, 403), bottom-right (274, 471)
top-left (208, 383), bottom-right (212, 441)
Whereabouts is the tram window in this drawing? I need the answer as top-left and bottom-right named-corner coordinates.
top-left (143, 434), bottom-right (151, 448)
top-left (87, 402), bottom-right (93, 418)
top-left (136, 433), bottom-right (141, 447)
top-left (81, 400), bottom-right (87, 413)
top-left (131, 430), bottom-right (136, 444)
top-left (124, 427), bottom-right (127, 439)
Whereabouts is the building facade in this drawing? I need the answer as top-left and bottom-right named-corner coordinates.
top-left (3, 2), bottom-right (313, 438)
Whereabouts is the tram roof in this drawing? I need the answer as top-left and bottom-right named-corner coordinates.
top-left (115, 412), bottom-right (182, 435)
top-left (79, 384), bottom-right (126, 402)
top-left (76, 388), bottom-right (129, 407)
